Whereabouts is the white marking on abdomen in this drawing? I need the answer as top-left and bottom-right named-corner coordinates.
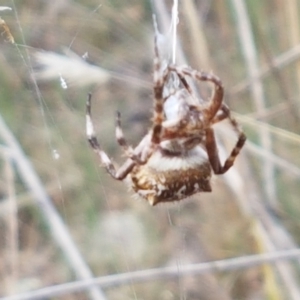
top-left (147, 146), bottom-right (208, 172)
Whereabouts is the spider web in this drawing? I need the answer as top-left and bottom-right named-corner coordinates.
top-left (1, 1), bottom-right (300, 300)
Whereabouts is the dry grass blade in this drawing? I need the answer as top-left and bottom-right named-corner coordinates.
top-left (2, 249), bottom-right (300, 300)
top-left (181, 0), bottom-right (211, 69)
top-left (285, 0), bottom-right (300, 94)
top-left (231, 1), bottom-right (300, 297)
top-left (246, 141), bottom-right (300, 176)
top-left (230, 43), bottom-right (300, 95)
top-left (0, 6), bottom-right (12, 11)
top-left (2, 154), bottom-right (18, 295)
top-left (33, 50), bottom-right (110, 87)
top-left (0, 114), bottom-right (107, 300)
top-left (231, 0), bottom-right (276, 207)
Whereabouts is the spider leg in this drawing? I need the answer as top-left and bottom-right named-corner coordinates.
top-left (169, 66), bottom-right (224, 122)
top-left (176, 73), bottom-right (193, 95)
top-left (144, 21), bottom-right (171, 162)
top-left (205, 105), bottom-right (246, 174)
top-left (213, 104), bottom-right (247, 139)
top-left (151, 39), bottom-right (168, 145)
top-left (211, 104), bottom-right (231, 124)
top-left (115, 111), bottom-right (144, 164)
top-left (86, 94), bottom-right (135, 180)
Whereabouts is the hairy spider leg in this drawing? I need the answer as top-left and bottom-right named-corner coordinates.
top-left (176, 72), bottom-right (194, 95)
top-left (143, 27), bottom-right (173, 162)
top-left (169, 66), bottom-right (224, 123)
top-left (167, 67), bottom-right (246, 174)
top-left (211, 104), bottom-right (246, 146)
top-left (205, 105), bottom-right (246, 174)
top-left (151, 51), bottom-right (167, 144)
top-left (115, 111), bottom-right (144, 164)
top-left (211, 104), bottom-right (231, 124)
top-left (86, 94), bottom-right (135, 180)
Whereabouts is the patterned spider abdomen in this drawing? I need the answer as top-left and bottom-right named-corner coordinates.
top-left (128, 146), bottom-right (212, 206)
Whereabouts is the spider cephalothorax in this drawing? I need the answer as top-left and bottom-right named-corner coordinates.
top-left (86, 29), bottom-right (246, 206)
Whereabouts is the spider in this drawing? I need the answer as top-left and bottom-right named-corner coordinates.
top-left (86, 30), bottom-right (246, 206)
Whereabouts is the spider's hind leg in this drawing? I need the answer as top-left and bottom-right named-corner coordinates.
top-left (206, 104), bottom-right (246, 174)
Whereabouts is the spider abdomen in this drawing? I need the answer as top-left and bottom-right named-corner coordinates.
top-left (128, 147), bottom-right (212, 206)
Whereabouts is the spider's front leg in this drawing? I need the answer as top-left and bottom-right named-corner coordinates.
top-left (205, 105), bottom-right (246, 174)
top-left (151, 41), bottom-right (168, 145)
top-left (86, 94), bottom-right (135, 180)
top-left (169, 66), bottom-right (224, 122)
top-left (140, 26), bottom-right (170, 162)
top-left (115, 111), bottom-right (144, 164)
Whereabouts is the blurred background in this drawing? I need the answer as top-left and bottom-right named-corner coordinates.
top-left (1, 0), bottom-right (300, 299)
